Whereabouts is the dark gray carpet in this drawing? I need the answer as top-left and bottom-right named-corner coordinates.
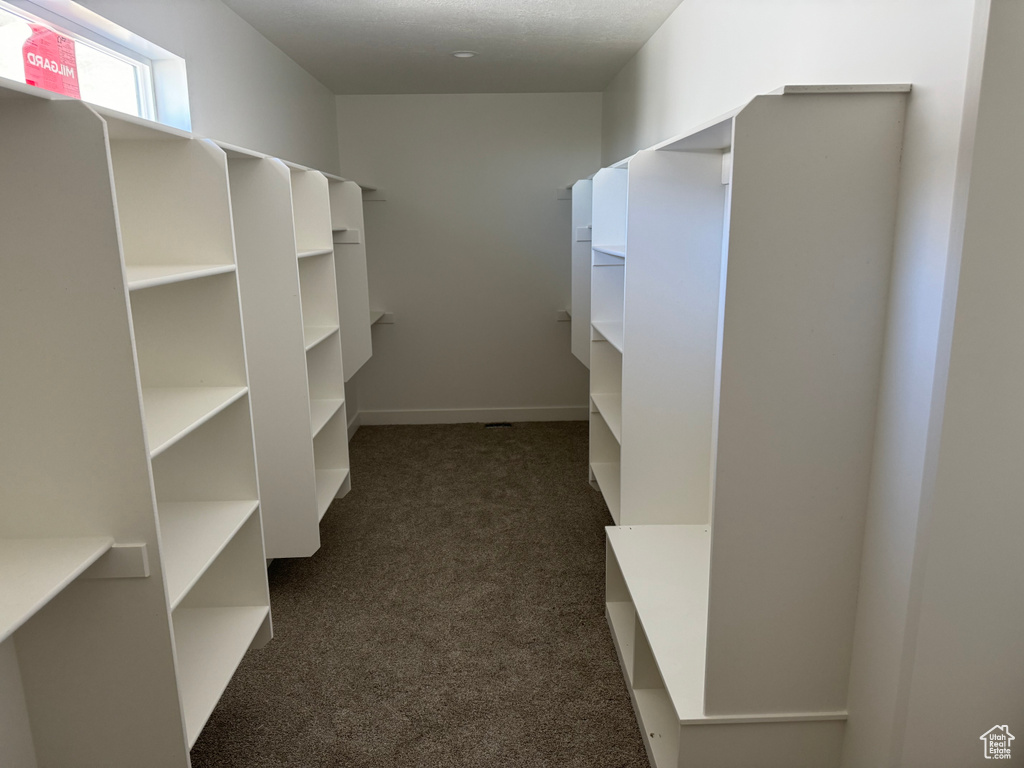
top-left (191, 422), bottom-right (648, 767)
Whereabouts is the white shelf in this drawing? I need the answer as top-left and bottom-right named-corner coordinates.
top-left (125, 264), bottom-right (236, 291)
top-left (593, 244), bottom-right (626, 259)
top-left (141, 386), bottom-right (249, 457)
top-left (592, 321), bottom-right (624, 353)
top-left (315, 468), bottom-right (349, 520)
top-left (590, 461), bottom-right (621, 523)
top-left (173, 605), bottom-right (270, 747)
top-left (310, 398), bottom-right (345, 437)
top-left (297, 248), bottom-right (333, 260)
top-left (369, 310), bottom-right (385, 325)
top-left (591, 393), bottom-right (622, 443)
top-left (0, 536), bottom-right (113, 642)
top-left (158, 501), bottom-right (260, 609)
top-left (303, 324), bottom-right (339, 351)
top-left (607, 525), bottom-right (711, 722)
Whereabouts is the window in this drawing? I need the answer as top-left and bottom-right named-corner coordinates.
top-left (0, 0), bottom-right (189, 130)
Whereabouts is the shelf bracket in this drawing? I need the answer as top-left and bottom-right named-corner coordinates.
top-left (80, 543), bottom-right (150, 580)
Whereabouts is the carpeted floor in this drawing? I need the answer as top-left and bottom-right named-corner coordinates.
top-left (190, 422), bottom-right (648, 767)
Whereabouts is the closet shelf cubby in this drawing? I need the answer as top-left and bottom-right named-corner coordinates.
top-left (310, 398), bottom-right (346, 437)
top-left (159, 500), bottom-right (261, 609)
top-left (174, 604), bottom-right (271, 746)
top-left (316, 469), bottom-right (350, 520)
top-left (142, 386), bottom-right (248, 457)
top-left (303, 324), bottom-right (341, 351)
top-left (591, 393), bottom-right (622, 443)
top-left (591, 321), bottom-right (624, 353)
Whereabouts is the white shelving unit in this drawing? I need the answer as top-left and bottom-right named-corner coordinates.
top-left (292, 167), bottom-right (353, 521)
top-left (570, 178), bottom-right (593, 366)
top-left (0, 93), bottom-right (271, 767)
top-left (327, 176), bottom-right (374, 380)
top-left (601, 86), bottom-right (909, 768)
top-left (227, 147), bottom-right (352, 558)
top-left (588, 166), bottom-right (629, 523)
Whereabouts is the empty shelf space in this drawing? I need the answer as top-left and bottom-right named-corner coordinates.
top-left (315, 468), bottom-right (349, 520)
top-left (634, 688), bottom-right (681, 768)
top-left (0, 536), bottom-right (114, 642)
top-left (159, 501), bottom-right (261, 609)
top-left (174, 605), bottom-right (270, 747)
top-left (142, 386), bottom-right (249, 457)
top-left (304, 324), bottom-right (339, 351)
top-left (606, 601), bottom-right (636, 682)
top-left (591, 393), bottom-right (622, 443)
top-left (310, 399), bottom-right (345, 437)
top-left (592, 321), bottom-right (624, 353)
top-left (593, 244), bottom-right (626, 259)
top-left (297, 248), bottom-right (334, 260)
top-left (125, 263), bottom-right (236, 291)
top-left (607, 525), bottom-right (712, 722)
top-left (590, 461), bottom-right (621, 523)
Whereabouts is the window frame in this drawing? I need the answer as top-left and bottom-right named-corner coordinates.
top-left (0, 0), bottom-right (190, 130)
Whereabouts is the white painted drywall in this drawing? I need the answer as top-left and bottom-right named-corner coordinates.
top-left (336, 93), bottom-right (600, 423)
top-left (896, 2), bottom-right (1024, 765)
top-left (75, 0), bottom-right (339, 172)
top-left (599, 2), bottom-right (980, 765)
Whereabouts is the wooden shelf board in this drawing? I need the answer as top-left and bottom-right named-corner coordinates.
top-left (607, 525), bottom-right (711, 722)
top-left (310, 399), bottom-right (345, 438)
top-left (591, 393), bottom-right (622, 443)
top-left (126, 263), bottom-right (236, 291)
top-left (0, 536), bottom-right (114, 643)
top-left (174, 605), bottom-right (269, 747)
top-left (303, 325), bottom-right (340, 352)
top-left (159, 501), bottom-right (261, 610)
top-left (593, 244), bottom-right (626, 259)
top-left (592, 321), bottom-right (624, 353)
top-left (142, 386), bottom-right (249, 458)
top-left (315, 468), bottom-right (349, 521)
top-left (297, 248), bottom-right (333, 260)
top-left (590, 461), bottom-right (621, 523)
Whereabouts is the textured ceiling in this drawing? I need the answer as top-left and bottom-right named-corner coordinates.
top-left (222, 0), bottom-right (684, 94)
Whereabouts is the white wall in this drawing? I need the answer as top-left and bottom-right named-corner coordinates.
top-left (336, 93), bottom-right (600, 423)
top-left (76, 0), bottom-right (340, 172)
top-left (897, 2), bottom-right (1024, 765)
top-left (599, 2), bottom-right (980, 766)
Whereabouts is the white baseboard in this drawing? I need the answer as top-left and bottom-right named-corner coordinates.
top-left (356, 405), bottom-right (589, 426)
top-left (347, 410), bottom-right (362, 440)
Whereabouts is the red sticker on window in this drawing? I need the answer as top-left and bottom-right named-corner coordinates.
top-left (23, 24), bottom-right (80, 99)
